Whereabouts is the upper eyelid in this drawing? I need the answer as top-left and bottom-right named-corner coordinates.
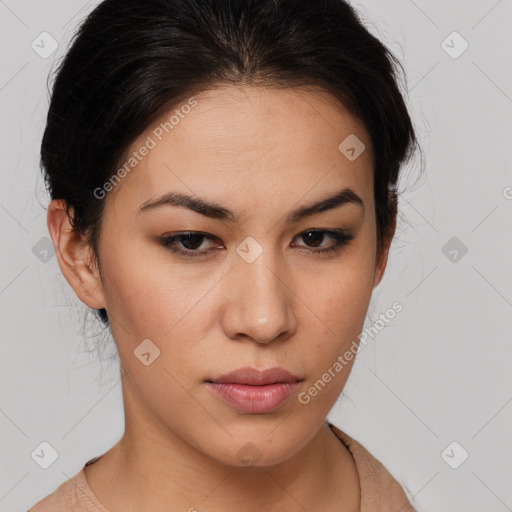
top-left (163, 229), bottom-right (349, 245)
top-left (159, 230), bottom-right (352, 260)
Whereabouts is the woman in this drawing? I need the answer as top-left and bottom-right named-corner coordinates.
top-left (29, 0), bottom-right (421, 510)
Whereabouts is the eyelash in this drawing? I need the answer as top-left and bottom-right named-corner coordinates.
top-left (158, 229), bottom-right (354, 259)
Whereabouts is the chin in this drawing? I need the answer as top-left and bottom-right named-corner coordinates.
top-left (201, 423), bottom-right (309, 468)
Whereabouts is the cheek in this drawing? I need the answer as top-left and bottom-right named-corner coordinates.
top-left (97, 235), bottom-right (215, 383)
top-left (308, 249), bottom-right (375, 337)
top-left (308, 280), bottom-right (371, 364)
top-left (98, 234), bottom-right (192, 336)
top-left (298, 250), bottom-right (376, 392)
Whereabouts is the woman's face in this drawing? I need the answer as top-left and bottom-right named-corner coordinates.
top-left (58, 85), bottom-right (391, 467)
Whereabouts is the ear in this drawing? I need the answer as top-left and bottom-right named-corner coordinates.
top-left (372, 194), bottom-right (397, 289)
top-left (47, 199), bottom-right (106, 310)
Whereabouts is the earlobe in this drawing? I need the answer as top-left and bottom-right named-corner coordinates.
top-left (46, 199), bottom-right (106, 310)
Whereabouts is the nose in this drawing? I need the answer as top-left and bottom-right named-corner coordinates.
top-left (220, 248), bottom-right (297, 344)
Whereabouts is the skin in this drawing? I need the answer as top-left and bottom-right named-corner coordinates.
top-left (47, 84), bottom-right (395, 512)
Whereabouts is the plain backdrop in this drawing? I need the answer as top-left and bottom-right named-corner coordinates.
top-left (1, 1), bottom-right (511, 511)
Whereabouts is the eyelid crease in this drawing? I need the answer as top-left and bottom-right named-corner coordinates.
top-left (158, 228), bottom-right (353, 259)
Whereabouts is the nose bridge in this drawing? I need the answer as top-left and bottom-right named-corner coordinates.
top-left (222, 237), bottom-right (296, 343)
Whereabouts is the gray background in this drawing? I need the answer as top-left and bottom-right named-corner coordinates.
top-left (1, 0), bottom-right (511, 510)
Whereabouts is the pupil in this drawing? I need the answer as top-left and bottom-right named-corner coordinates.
top-left (182, 233), bottom-right (203, 250)
top-left (304, 230), bottom-right (323, 247)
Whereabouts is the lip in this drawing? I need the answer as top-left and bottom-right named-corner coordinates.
top-left (208, 366), bottom-right (302, 386)
top-left (205, 367), bottom-right (303, 413)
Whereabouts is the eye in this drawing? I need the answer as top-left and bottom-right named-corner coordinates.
top-left (159, 229), bottom-right (353, 259)
top-left (291, 229), bottom-right (354, 256)
top-left (159, 232), bottom-right (221, 258)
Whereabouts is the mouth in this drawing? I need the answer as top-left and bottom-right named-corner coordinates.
top-left (205, 366), bottom-right (303, 413)
top-left (206, 366), bottom-right (302, 386)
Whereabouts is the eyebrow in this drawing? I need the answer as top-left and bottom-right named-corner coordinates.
top-left (137, 187), bottom-right (364, 222)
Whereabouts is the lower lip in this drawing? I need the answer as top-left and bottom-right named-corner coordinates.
top-left (205, 381), bottom-right (301, 413)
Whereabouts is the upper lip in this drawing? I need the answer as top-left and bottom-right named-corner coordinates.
top-left (207, 367), bottom-right (302, 385)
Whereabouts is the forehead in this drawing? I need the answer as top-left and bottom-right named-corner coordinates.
top-left (106, 84), bottom-right (374, 215)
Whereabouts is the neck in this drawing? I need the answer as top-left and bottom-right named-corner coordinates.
top-left (84, 375), bottom-right (360, 511)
